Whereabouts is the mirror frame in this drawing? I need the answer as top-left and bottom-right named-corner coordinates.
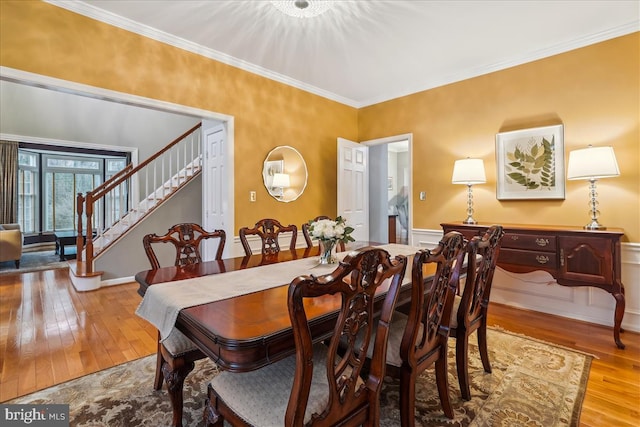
top-left (262, 145), bottom-right (308, 203)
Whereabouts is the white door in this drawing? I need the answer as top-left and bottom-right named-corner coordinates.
top-left (337, 138), bottom-right (369, 242)
top-left (202, 121), bottom-right (228, 259)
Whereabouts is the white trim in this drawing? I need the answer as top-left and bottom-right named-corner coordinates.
top-left (0, 67), bottom-right (233, 123)
top-left (44, 0), bottom-right (356, 108)
top-left (44, 2), bottom-right (639, 108)
top-left (1, 66), bottom-right (236, 287)
top-left (360, 22), bottom-right (640, 106)
top-left (1, 133), bottom-right (139, 161)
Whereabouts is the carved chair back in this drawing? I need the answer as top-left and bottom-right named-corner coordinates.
top-left (450, 224), bottom-right (504, 400)
top-left (239, 218), bottom-right (297, 256)
top-left (286, 247), bottom-right (407, 426)
top-left (143, 223), bottom-right (226, 270)
top-left (455, 225), bottom-right (504, 332)
top-left (401, 231), bottom-right (467, 367)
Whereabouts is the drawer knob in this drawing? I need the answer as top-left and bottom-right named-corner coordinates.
top-left (536, 238), bottom-right (549, 247)
top-left (536, 255), bottom-right (550, 264)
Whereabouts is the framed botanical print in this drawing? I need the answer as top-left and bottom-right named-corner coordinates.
top-left (495, 124), bottom-right (565, 200)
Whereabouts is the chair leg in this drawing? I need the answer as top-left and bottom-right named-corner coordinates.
top-left (163, 358), bottom-right (196, 427)
top-left (204, 384), bottom-right (225, 427)
top-left (477, 321), bottom-right (492, 373)
top-left (456, 333), bottom-right (472, 401)
top-left (153, 341), bottom-right (164, 390)
top-left (399, 369), bottom-right (417, 427)
top-left (435, 349), bottom-right (454, 419)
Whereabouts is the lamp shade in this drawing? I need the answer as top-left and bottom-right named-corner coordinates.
top-left (452, 158), bottom-right (486, 184)
top-left (272, 173), bottom-right (290, 188)
top-left (567, 146), bottom-right (620, 180)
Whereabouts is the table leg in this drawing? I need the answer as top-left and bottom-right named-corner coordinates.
top-left (613, 289), bottom-right (626, 349)
top-left (59, 242), bottom-right (66, 261)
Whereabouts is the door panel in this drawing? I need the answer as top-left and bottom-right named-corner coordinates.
top-left (337, 138), bottom-right (369, 242)
top-left (203, 122), bottom-right (227, 259)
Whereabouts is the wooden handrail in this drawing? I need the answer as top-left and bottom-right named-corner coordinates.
top-left (91, 123), bottom-right (201, 201)
top-left (76, 123), bottom-right (203, 274)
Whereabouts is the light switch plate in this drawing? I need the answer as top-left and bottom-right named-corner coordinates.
top-left (419, 191), bottom-right (426, 201)
top-left (250, 191), bottom-right (256, 202)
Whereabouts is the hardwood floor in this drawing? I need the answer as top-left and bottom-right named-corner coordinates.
top-left (1, 268), bottom-right (638, 426)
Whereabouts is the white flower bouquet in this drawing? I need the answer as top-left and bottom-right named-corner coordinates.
top-left (307, 216), bottom-right (355, 244)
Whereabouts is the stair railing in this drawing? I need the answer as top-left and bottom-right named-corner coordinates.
top-left (76, 123), bottom-right (202, 273)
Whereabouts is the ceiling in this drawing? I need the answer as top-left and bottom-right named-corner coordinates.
top-left (53, 1), bottom-right (638, 108)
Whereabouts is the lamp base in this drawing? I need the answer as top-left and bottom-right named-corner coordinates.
top-left (584, 220), bottom-right (606, 230)
top-left (462, 217), bottom-right (477, 225)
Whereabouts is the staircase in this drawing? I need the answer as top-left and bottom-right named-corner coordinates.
top-left (70, 123), bottom-right (203, 286)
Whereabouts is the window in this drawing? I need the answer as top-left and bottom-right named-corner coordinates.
top-left (17, 147), bottom-right (128, 238)
top-left (43, 154), bottom-right (103, 232)
top-left (17, 151), bottom-right (39, 234)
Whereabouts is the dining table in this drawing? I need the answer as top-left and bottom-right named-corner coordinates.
top-left (134, 242), bottom-right (428, 373)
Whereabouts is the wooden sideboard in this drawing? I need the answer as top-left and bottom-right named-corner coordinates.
top-left (441, 222), bottom-right (626, 349)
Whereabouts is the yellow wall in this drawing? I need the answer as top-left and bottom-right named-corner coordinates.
top-left (359, 33), bottom-right (639, 242)
top-left (0, 1), bottom-right (357, 231)
top-left (2, 2), bottom-right (638, 241)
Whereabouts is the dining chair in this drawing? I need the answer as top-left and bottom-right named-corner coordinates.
top-left (204, 246), bottom-right (408, 427)
top-left (302, 215), bottom-right (346, 252)
top-left (239, 218), bottom-right (297, 256)
top-left (450, 224), bottom-right (504, 401)
top-left (371, 231), bottom-right (466, 425)
top-left (143, 222), bottom-right (226, 427)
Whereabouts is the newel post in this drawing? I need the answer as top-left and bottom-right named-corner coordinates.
top-left (85, 191), bottom-right (95, 274)
top-left (76, 193), bottom-right (85, 263)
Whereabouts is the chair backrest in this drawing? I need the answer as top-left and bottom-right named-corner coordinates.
top-left (456, 225), bottom-right (504, 330)
top-left (239, 218), bottom-right (297, 256)
top-left (302, 215), bottom-right (346, 252)
top-left (286, 247), bottom-right (407, 426)
top-left (143, 223), bottom-right (226, 270)
top-left (400, 231), bottom-right (467, 367)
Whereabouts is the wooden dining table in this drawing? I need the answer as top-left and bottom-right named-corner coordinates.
top-left (134, 243), bottom-right (426, 373)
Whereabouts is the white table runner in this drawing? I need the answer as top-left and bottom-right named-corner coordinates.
top-left (136, 244), bottom-right (420, 342)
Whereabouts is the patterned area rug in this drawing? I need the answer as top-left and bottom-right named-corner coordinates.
top-left (8, 328), bottom-right (592, 426)
top-left (0, 250), bottom-right (68, 275)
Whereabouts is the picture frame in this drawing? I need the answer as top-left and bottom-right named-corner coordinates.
top-left (495, 124), bottom-right (565, 200)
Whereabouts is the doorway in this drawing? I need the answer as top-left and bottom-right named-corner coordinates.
top-left (363, 134), bottom-right (412, 246)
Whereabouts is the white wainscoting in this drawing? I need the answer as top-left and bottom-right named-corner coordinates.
top-left (411, 228), bottom-right (640, 334)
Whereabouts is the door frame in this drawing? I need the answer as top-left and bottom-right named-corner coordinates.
top-left (362, 133), bottom-right (413, 246)
top-left (1, 66), bottom-right (236, 253)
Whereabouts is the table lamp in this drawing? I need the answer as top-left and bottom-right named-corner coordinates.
top-left (271, 173), bottom-right (290, 198)
top-left (452, 158), bottom-right (486, 224)
top-left (567, 145), bottom-right (620, 230)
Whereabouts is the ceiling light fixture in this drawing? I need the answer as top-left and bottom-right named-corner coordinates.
top-left (270, 0), bottom-right (334, 18)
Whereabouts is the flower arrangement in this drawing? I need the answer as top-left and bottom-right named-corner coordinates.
top-left (307, 216), bottom-right (355, 244)
top-left (307, 216), bottom-right (355, 264)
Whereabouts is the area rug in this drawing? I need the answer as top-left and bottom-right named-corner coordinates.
top-left (0, 250), bottom-right (68, 275)
top-left (7, 328), bottom-right (592, 426)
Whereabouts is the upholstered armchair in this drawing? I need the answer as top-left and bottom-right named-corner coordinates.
top-left (0, 223), bottom-right (23, 268)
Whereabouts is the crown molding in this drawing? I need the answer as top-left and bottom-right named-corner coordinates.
top-left (46, 1), bottom-right (638, 109)
top-left (46, 0), bottom-right (359, 108)
top-left (360, 21), bottom-right (640, 107)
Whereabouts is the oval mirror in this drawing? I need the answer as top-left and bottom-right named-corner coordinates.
top-left (262, 145), bottom-right (308, 202)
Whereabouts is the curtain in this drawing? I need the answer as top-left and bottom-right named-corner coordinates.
top-left (0, 140), bottom-right (19, 224)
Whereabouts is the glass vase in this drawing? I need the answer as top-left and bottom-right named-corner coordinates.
top-left (319, 239), bottom-right (337, 264)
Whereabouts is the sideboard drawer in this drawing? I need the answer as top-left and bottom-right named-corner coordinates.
top-left (498, 248), bottom-right (558, 269)
top-left (501, 233), bottom-right (556, 252)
